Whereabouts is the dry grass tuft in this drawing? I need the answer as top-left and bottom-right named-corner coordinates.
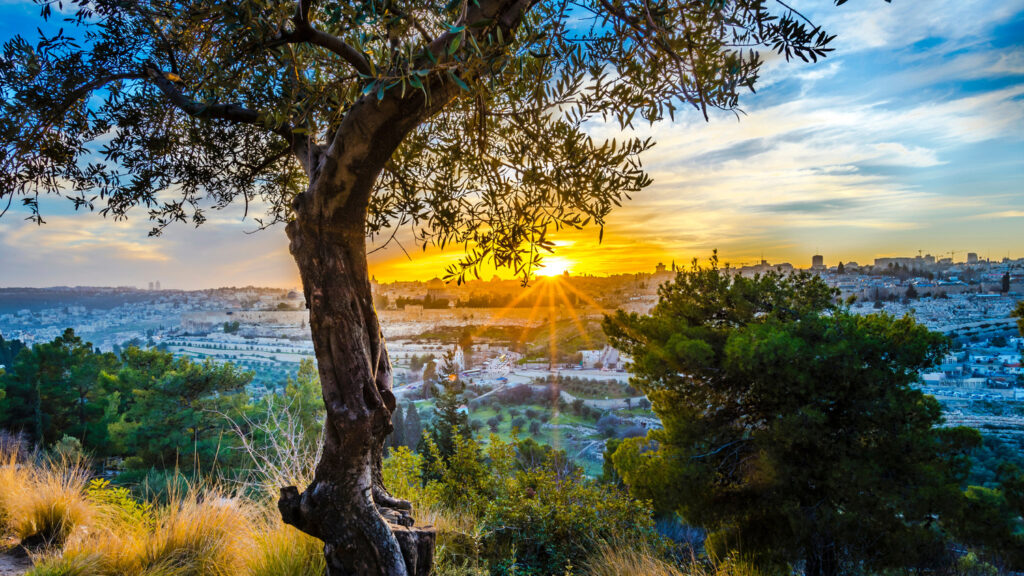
top-left (25, 486), bottom-right (328, 576)
top-left (0, 450), bottom-right (32, 535)
top-left (585, 543), bottom-right (688, 576)
top-left (1, 455), bottom-right (93, 549)
top-left (247, 515), bottom-right (325, 576)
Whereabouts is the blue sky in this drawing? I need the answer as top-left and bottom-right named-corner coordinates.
top-left (0, 0), bottom-right (1022, 288)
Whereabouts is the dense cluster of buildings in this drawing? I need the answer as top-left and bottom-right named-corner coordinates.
top-left (1, 252), bottom-right (1021, 402)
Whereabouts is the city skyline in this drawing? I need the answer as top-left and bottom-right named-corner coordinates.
top-left (0, 250), bottom-right (1020, 290)
top-left (0, 0), bottom-right (1022, 288)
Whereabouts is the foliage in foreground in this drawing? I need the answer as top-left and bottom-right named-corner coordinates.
top-left (1, 440), bottom-right (672, 576)
top-left (0, 332), bottom-right (252, 473)
top-left (385, 434), bottom-right (664, 576)
top-left (605, 256), bottom-right (1024, 575)
top-left (0, 451), bottom-right (324, 576)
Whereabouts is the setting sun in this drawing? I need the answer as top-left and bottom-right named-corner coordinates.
top-left (535, 256), bottom-right (574, 278)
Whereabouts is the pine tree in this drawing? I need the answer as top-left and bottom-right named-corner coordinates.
top-left (420, 350), bottom-right (471, 473)
top-left (404, 405), bottom-right (423, 450)
top-left (387, 403), bottom-right (406, 452)
top-left (1002, 272), bottom-right (1011, 294)
top-left (606, 256), bottom-right (982, 576)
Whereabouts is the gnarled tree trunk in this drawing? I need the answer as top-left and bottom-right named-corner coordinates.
top-left (279, 127), bottom-right (435, 574)
top-left (273, 4), bottom-right (536, 571)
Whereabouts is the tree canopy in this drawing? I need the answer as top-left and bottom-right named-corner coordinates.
top-left (0, 332), bottom-right (253, 471)
top-left (604, 257), bottom-right (983, 575)
top-left (2, 0), bottom-right (843, 280)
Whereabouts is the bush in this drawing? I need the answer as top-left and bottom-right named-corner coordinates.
top-left (596, 413), bottom-right (621, 438)
top-left (412, 434), bottom-right (662, 575)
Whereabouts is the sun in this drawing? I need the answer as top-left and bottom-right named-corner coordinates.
top-left (535, 256), bottom-right (574, 278)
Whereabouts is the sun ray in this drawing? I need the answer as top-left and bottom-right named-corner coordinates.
top-left (516, 289), bottom-right (547, 348)
top-left (551, 278), bottom-right (591, 349)
top-left (470, 280), bottom-right (545, 337)
top-left (547, 280), bottom-right (561, 453)
top-left (557, 280), bottom-right (610, 314)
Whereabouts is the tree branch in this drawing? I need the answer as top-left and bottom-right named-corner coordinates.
top-left (267, 1), bottom-right (373, 76)
top-left (55, 72), bottom-right (147, 118)
top-left (143, 63), bottom-right (318, 175)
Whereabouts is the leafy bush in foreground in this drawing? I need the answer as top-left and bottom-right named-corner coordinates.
top-left (385, 435), bottom-right (664, 576)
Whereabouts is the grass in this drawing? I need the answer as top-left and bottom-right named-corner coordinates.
top-left (0, 451), bottom-right (324, 576)
top-left (4, 449), bottom-right (707, 576)
top-left (0, 454), bottom-right (93, 550)
top-left (26, 487), bottom-right (326, 576)
top-left (585, 544), bottom-right (688, 576)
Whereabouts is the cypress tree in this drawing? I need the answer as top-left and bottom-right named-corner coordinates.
top-left (387, 403), bottom-right (406, 452)
top-left (404, 405), bottom-right (423, 450)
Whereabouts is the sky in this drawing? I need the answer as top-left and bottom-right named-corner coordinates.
top-left (0, 0), bottom-right (1022, 289)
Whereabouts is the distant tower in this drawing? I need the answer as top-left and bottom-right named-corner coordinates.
top-left (155, 281), bottom-right (161, 291)
top-left (655, 262), bottom-right (666, 274)
top-left (148, 281), bottom-right (154, 291)
top-left (812, 255), bottom-right (824, 270)
top-left (967, 253), bottom-right (978, 264)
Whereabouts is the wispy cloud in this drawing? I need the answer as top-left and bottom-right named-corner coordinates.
top-left (1, 0), bottom-right (1023, 285)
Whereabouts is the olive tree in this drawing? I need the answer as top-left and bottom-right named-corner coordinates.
top-left (1, 0), bottom-right (847, 573)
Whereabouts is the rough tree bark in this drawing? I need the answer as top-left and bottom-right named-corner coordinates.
top-left (277, 95), bottom-right (442, 576)
top-left (280, 217), bottom-right (433, 575)
top-left (275, 2), bottom-right (537, 573)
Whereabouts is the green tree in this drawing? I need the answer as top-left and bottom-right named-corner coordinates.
top-left (403, 403), bottom-right (423, 450)
top-left (1, 0), bottom-right (853, 569)
top-left (420, 349), bottom-right (471, 476)
top-left (1001, 272), bottom-right (1010, 294)
top-left (605, 257), bottom-right (981, 576)
top-left (0, 329), bottom-right (119, 452)
top-left (280, 357), bottom-right (325, 449)
top-left (385, 402), bottom-right (406, 452)
top-left (906, 283), bottom-right (919, 299)
top-left (948, 464), bottom-right (1024, 569)
top-left (108, 349), bottom-right (252, 472)
top-left (0, 335), bottom-right (25, 369)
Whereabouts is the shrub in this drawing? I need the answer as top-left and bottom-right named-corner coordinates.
top-left (406, 434), bottom-right (662, 575)
top-left (596, 413), bottom-right (621, 438)
top-left (86, 478), bottom-right (153, 529)
top-left (478, 465), bottom-right (660, 574)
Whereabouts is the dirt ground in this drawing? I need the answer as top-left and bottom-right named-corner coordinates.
top-left (0, 554), bottom-right (31, 575)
